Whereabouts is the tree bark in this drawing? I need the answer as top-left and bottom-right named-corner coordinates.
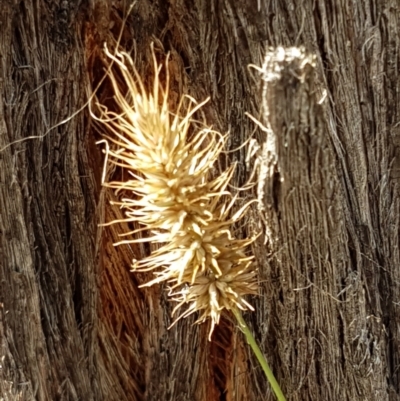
top-left (1, 1), bottom-right (399, 401)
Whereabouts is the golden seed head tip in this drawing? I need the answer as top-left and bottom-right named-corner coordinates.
top-left (170, 266), bottom-right (257, 339)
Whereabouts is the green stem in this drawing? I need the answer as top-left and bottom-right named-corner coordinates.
top-left (232, 308), bottom-right (287, 401)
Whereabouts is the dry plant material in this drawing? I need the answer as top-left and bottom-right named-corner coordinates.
top-left (94, 44), bottom-right (257, 339)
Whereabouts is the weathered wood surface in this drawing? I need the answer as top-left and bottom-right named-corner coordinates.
top-left (1, 0), bottom-right (399, 400)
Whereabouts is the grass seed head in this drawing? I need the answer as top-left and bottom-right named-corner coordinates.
top-left (96, 44), bottom-right (258, 338)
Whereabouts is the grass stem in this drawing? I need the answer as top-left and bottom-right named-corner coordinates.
top-left (232, 308), bottom-right (287, 401)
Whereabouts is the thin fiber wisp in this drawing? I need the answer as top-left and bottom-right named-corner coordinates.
top-left (95, 44), bottom-right (258, 338)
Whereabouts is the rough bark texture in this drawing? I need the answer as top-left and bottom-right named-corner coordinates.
top-left (1, 0), bottom-right (399, 401)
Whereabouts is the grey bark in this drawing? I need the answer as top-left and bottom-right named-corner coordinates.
top-left (1, 0), bottom-right (399, 400)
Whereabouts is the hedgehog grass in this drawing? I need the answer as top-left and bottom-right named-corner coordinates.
top-left (93, 43), bottom-right (286, 401)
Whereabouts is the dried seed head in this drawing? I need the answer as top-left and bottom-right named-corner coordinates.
top-left (95, 44), bottom-right (258, 337)
top-left (170, 264), bottom-right (258, 340)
